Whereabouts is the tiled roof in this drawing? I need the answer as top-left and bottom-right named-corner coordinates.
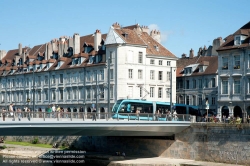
top-left (217, 21), bottom-right (250, 51)
top-left (0, 23), bottom-right (175, 74)
top-left (176, 56), bottom-right (218, 77)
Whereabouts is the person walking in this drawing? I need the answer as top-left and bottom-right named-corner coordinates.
top-left (79, 106), bottom-right (84, 118)
top-left (52, 104), bottom-right (56, 118)
top-left (2, 108), bottom-right (6, 121)
top-left (17, 108), bottom-right (22, 121)
top-left (9, 103), bottom-right (15, 121)
top-left (92, 108), bottom-right (96, 121)
top-left (27, 108), bottom-right (31, 121)
top-left (47, 106), bottom-right (52, 118)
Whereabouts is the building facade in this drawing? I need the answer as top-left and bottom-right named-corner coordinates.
top-left (0, 23), bottom-right (177, 113)
top-left (217, 21), bottom-right (250, 119)
top-left (176, 38), bottom-right (223, 117)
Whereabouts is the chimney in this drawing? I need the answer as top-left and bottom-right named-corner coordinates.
top-left (212, 37), bottom-right (224, 56)
top-left (51, 39), bottom-right (58, 52)
top-left (68, 37), bottom-right (73, 48)
top-left (189, 49), bottom-right (194, 58)
top-left (94, 30), bottom-right (101, 51)
top-left (73, 33), bottom-right (80, 55)
top-left (19, 43), bottom-right (22, 55)
top-left (0, 50), bottom-right (6, 61)
top-left (112, 22), bottom-right (121, 29)
top-left (47, 42), bottom-right (52, 60)
top-left (181, 53), bottom-right (187, 58)
top-left (150, 30), bottom-right (161, 43)
top-left (141, 25), bottom-right (149, 34)
top-left (45, 43), bottom-right (48, 60)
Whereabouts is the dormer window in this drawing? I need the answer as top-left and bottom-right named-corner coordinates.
top-left (154, 45), bottom-right (159, 51)
top-left (235, 36), bottom-right (241, 45)
top-left (122, 33), bottom-right (128, 38)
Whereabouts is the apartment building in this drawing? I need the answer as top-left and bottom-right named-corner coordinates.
top-left (176, 37), bottom-right (223, 116)
top-left (217, 21), bottom-right (250, 119)
top-left (0, 23), bottom-right (177, 113)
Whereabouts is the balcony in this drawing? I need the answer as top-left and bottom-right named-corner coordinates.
top-left (234, 66), bottom-right (240, 69)
top-left (222, 66), bottom-right (228, 70)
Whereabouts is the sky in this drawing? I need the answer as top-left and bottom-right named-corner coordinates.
top-left (0, 0), bottom-right (249, 58)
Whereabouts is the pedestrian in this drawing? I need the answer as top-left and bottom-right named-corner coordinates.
top-left (9, 103), bottom-right (15, 121)
top-left (79, 106), bottom-right (84, 118)
top-left (52, 104), bottom-right (56, 118)
top-left (27, 108), bottom-right (31, 121)
top-left (2, 108), bottom-right (6, 121)
top-left (67, 107), bottom-right (71, 118)
top-left (92, 108), bottom-right (96, 121)
top-left (73, 107), bottom-right (77, 118)
top-left (47, 106), bottom-right (52, 118)
top-left (136, 109), bottom-right (140, 120)
top-left (56, 105), bottom-right (61, 119)
top-left (17, 108), bottom-right (22, 121)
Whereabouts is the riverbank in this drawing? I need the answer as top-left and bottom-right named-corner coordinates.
top-left (0, 143), bottom-right (245, 166)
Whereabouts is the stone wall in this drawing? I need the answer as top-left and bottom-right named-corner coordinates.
top-left (4, 123), bottom-right (250, 165)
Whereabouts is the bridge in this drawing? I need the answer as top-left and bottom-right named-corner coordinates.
top-left (0, 112), bottom-right (192, 136)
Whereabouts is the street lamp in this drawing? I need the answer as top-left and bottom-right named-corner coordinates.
top-left (166, 87), bottom-right (172, 114)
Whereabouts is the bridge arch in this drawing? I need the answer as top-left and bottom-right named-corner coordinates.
top-left (221, 106), bottom-right (229, 118)
top-left (233, 106), bottom-right (242, 118)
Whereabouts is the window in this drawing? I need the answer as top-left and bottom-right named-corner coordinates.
top-left (86, 88), bottom-right (90, 99)
top-left (100, 70), bottom-right (104, 81)
top-left (198, 79), bottom-right (202, 89)
top-left (234, 80), bottom-right (240, 94)
top-left (198, 96), bottom-right (202, 105)
top-left (138, 70), bottom-right (143, 79)
top-left (167, 72), bottom-right (171, 81)
top-left (193, 80), bottom-right (196, 89)
top-left (166, 90), bottom-right (170, 98)
top-left (212, 97), bottom-right (216, 105)
top-left (51, 75), bottom-right (55, 84)
top-left (59, 89), bottom-right (63, 100)
top-left (205, 79), bottom-right (208, 88)
top-left (249, 78), bottom-right (250, 93)
top-left (44, 76), bottom-right (48, 85)
top-left (128, 69), bottom-right (133, 79)
top-left (222, 80), bottom-right (228, 94)
top-left (186, 80), bottom-right (189, 89)
top-left (12, 79), bottom-right (15, 87)
top-left (44, 90), bottom-right (48, 100)
top-left (248, 54), bottom-right (250, 68)
top-left (139, 87), bottom-right (142, 98)
top-left (211, 78), bottom-right (215, 87)
top-left (235, 36), bottom-right (240, 45)
top-left (51, 90), bottom-right (56, 100)
top-left (110, 51), bottom-right (113, 63)
top-left (158, 71), bottom-right (163, 80)
top-left (234, 56), bottom-right (240, 69)
top-left (150, 59), bottom-right (155, 65)
top-left (26, 78), bottom-right (29, 86)
top-left (150, 87), bottom-right (154, 97)
top-left (222, 57), bottom-right (228, 70)
top-left (37, 76), bottom-right (41, 86)
top-left (73, 89), bottom-right (77, 99)
top-left (193, 96), bottom-right (196, 106)
top-left (38, 90), bottom-right (41, 101)
top-left (150, 70), bottom-right (154, 80)
top-left (110, 69), bottom-right (113, 79)
top-left (100, 87), bottom-right (104, 99)
top-left (138, 52), bottom-right (143, 63)
top-left (67, 73), bottom-right (71, 83)
top-left (158, 87), bottom-right (162, 98)
top-left (16, 79), bottom-right (19, 87)
top-left (59, 74), bottom-right (63, 84)
top-left (186, 96), bottom-right (189, 105)
top-left (167, 61), bottom-right (171, 66)
top-left (110, 86), bottom-right (113, 99)
top-left (79, 72), bottom-right (84, 82)
top-left (67, 89), bottom-right (71, 100)
top-left (159, 60), bottom-right (163, 65)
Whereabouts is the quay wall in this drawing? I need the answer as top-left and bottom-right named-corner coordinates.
top-left (4, 123), bottom-right (250, 165)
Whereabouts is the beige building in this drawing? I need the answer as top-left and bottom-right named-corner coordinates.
top-left (0, 23), bottom-right (177, 113)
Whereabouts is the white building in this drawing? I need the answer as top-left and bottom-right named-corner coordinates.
top-left (0, 23), bottom-right (177, 113)
top-left (217, 21), bottom-right (250, 120)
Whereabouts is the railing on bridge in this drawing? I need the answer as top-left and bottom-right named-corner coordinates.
top-left (0, 111), bottom-right (193, 122)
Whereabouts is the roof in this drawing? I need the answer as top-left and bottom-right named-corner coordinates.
top-left (217, 21), bottom-right (250, 51)
top-left (177, 56), bottom-right (218, 77)
top-left (0, 23), bottom-right (176, 75)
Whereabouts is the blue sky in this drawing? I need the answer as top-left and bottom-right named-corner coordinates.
top-left (0, 0), bottom-right (249, 57)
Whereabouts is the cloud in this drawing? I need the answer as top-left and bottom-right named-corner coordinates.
top-left (148, 24), bottom-right (172, 43)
